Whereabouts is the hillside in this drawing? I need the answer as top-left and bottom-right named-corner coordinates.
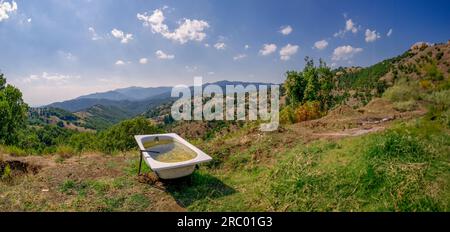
top-left (1, 42), bottom-right (449, 212)
top-left (28, 107), bottom-right (91, 132)
top-left (75, 105), bottom-right (135, 130)
top-left (46, 80), bottom-right (273, 130)
top-left (77, 86), bottom-right (172, 101)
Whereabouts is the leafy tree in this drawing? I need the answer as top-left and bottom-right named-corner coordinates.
top-left (285, 70), bottom-right (306, 105)
top-left (303, 57), bottom-right (320, 102)
top-left (284, 57), bottom-right (334, 110)
top-left (98, 117), bottom-right (163, 153)
top-left (0, 73), bottom-right (28, 145)
top-left (316, 59), bottom-right (334, 110)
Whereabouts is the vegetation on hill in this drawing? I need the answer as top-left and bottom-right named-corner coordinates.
top-left (79, 105), bottom-right (135, 130)
top-left (0, 74), bottom-right (28, 145)
top-left (1, 42), bottom-right (449, 212)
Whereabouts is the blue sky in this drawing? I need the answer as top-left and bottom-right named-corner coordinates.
top-left (0, 0), bottom-right (449, 106)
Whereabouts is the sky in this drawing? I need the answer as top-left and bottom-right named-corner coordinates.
top-left (0, 0), bottom-right (449, 106)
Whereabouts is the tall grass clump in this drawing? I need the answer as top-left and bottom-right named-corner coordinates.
top-left (365, 130), bottom-right (427, 162)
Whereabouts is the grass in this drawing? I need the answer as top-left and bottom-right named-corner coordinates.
top-left (1, 96), bottom-right (449, 212)
top-left (269, 120), bottom-right (449, 211)
top-left (1, 114), bottom-right (448, 212)
top-left (177, 116), bottom-right (449, 212)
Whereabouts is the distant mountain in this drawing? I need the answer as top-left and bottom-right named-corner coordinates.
top-left (77, 86), bottom-right (172, 101)
top-left (48, 80), bottom-right (273, 112)
top-left (45, 80), bottom-right (275, 130)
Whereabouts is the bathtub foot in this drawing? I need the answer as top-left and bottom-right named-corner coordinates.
top-left (138, 152), bottom-right (143, 175)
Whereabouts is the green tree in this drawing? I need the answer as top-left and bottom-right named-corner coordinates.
top-left (0, 73), bottom-right (29, 145)
top-left (303, 57), bottom-right (320, 102)
top-left (285, 70), bottom-right (306, 105)
top-left (98, 117), bottom-right (163, 153)
top-left (316, 59), bottom-right (334, 110)
top-left (284, 57), bottom-right (334, 110)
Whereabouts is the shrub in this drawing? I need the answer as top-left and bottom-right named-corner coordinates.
top-left (279, 105), bottom-right (296, 124)
top-left (55, 145), bottom-right (77, 159)
top-left (68, 132), bottom-right (98, 153)
top-left (425, 89), bottom-right (450, 111)
top-left (2, 146), bottom-right (27, 157)
top-left (98, 117), bottom-right (163, 153)
top-left (294, 101), bottom-right (322, 122)
top-left (383, 79), bottom-right (420, 102)
top-left (393, 100), bottom-right (417, 112)
top-left (424, 63), bottom-right (444, 81)
top-left (419, 80), bottom-right (433, 90)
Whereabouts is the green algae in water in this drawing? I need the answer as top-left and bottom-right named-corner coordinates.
top-left (143, 139), bottom-right (197, 163)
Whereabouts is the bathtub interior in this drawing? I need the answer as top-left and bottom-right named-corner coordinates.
top-left (135, 133), bottom-right (212, 172)
top-left (142, 136), bottom-right (198, 163)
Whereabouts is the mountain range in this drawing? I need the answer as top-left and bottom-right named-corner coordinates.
top-left (38, 80), bottom-right (273, 130)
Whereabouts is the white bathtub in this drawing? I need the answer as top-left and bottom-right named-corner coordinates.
top-left (134, 133), bottom-right (212, 179)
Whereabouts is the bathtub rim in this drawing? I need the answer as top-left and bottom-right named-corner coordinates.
top-left (134, 133), bottom-right (212, 171)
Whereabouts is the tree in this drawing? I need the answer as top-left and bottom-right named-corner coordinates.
top-left (0, 73), bottom-right (29, 145)
top-left (316, 59), bottom-right (334, 110)
top-left (303, 57), bottom-right (320, 102)
top-left (285, 70), bottom-right (306, 105)
top-left (284, 57), bottom-right (334, 110)
top-left (98, 117), bottom-right (163, 153)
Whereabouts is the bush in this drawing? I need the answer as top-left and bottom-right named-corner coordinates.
top-left (55, 145), bottom-right (77, 159)
top-left (383, 79), bottom-right (420, 102)
top-left (425, 89), bottom-right (450, 110)
top-left (1, 145), bottom-right (27, 157)
top-left (279, 105), bottom-right (296, 124)
top-left (393, 100), bottom-right (417, 112)
top-left (419, 80), bottom-right (433, 90)
top-left (424, 63), bottom-right (444, 81)
top-left (68, 132), bottom-right (98, 153)
top-left (98, 117), bottom-right (163, 153)
top-left (294, 101), bottom-right (322, 122)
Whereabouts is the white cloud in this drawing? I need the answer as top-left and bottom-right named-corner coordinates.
top-left (115, 60), bottom-right (125, 65)
top-left (259, 44), bottom-right (277, 56)
top-left (139, 58), bottom-right (148, 64)
top-left (280, 25), bottom-right (293, 35)
top-left (387, 28), bottom-right (393, 37)
top-left (88, 27), bottom-right (102, 41)
top-left (313, 40), bottom-right (328, 50)
top-left (111, 28), bottom-right (133, 44)
top-left (137, 9), bottom-right (209, 44)
top-left (207, 71), bottom-right (215, 75)
top-left (0, 1), bottom-right (17, 22)
top-left (244, 44), bottom-right (249, 49)
top-left (346, 19), bottom-right (358, 33)
top-left (233, 54), bottom-right (247, 61)
top-left (27, 18), bottom-right (31, 23)
top-left (334, 18), bottom-right (359, 38)
top-left (23, 72), bottom-right (80, 84)
top-left (185, 65), bottom-right (198, 72)
top-left (57, 51), bottom-right (77, 61)
top-left (279, 44), bottom-right (299, 61)
top-left (332, 45), bottom-right (363, 61)
top-left (365, 29), bottom-right (381, 42)
top-left (155, 50), bottom-right (175, 60)
top-left (214, 42), bottom-right (226, 50)
top-left (204, 43), bottom-right (210, 47)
